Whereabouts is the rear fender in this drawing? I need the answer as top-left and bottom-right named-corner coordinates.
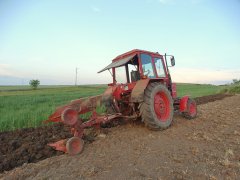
top-left (130, 79), bottom-right (150, 103)
top-left (179, 96), bottom-right (189, 112)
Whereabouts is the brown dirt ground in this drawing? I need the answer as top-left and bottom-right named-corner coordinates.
top-left (0, 94), bottom-right (239, 179)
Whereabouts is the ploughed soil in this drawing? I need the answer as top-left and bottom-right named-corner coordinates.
top-left (1, 93), bottom-right (239, 179)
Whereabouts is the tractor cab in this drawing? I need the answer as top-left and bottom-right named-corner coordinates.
top-left (98, 49), bottom-right (174, 84)
top-left (98, 49), bottom-right (176, 98)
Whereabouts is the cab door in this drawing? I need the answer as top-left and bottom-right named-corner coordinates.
top-left (139, 53), bottom-right (156, 78)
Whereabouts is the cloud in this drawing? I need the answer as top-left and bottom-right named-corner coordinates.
top-left (190, 0), bottom-right (204, 4)
top-left (91, 6), bottom-right (101, 13)
top-left (0, 64), bottom-right (29, 78)
top-left (158, 0), bottom-right (175, 4)
top-left (0, 64), bottom-right (15, 77)
top-left (170, 67), bottom-right (240, 85)
top-left (158, 0), bottom-right (203, 5)
top-left (0, 64), bottom-right (27, 85)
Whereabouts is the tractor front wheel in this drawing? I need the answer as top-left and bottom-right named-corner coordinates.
top-left (140, 83), bottom-right (174, 130)
top-left (182, 98), bottom-right (197, 119)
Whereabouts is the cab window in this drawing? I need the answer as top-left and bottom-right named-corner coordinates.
top-left (140, 54), bottom-right (155, 78)
top-left (115, 66), bottom-right (127, 83)
top-left (154, 57), bottom-right (166, 77)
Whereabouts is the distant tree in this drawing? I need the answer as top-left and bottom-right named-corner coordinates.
top-left (232, 79), bottom-right (240, 85)
top-left (29, 79), bottom-right (40, 90)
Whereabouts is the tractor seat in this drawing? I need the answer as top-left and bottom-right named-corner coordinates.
top-left (131, 70), bottom-right (140, 82)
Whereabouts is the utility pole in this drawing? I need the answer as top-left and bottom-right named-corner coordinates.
top-left (75, 67), bottom-right (79, 86)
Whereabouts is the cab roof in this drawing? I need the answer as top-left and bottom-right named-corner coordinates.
top-left (98, 49), bottom-right (162, 73)
top-left (112, 49), bottom-right (161, 62)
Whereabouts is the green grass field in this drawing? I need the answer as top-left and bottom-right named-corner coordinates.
top-left (0, 84), bottom-right (222, 132)
top-left (176, 83), bottom-right (222, 97)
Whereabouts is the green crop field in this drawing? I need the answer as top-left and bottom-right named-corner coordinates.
top-left (0, 84), bottom-right (222, 132)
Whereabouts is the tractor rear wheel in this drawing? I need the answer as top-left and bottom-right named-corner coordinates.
top-left (182, 98), bottom-right (197, 119)
top-left (140, 82), bottom-right (174, 130)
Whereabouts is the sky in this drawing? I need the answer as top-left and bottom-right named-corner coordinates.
top-left (0, 0), bottom-right (240, 85)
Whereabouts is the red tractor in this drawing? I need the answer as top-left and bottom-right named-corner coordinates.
top-left (46, 49), bottom-right (197, 155)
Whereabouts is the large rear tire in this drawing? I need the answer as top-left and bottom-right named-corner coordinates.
top-left (140, 82), bottom-right (174, 130)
